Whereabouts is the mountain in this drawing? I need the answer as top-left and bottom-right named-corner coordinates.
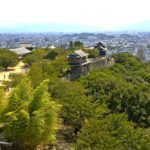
top-left (114, 21), bottom-right (150, 32)
top-left (0, 23), bottom-right (103, 33)
top-left (0, 21), bottom-right (150, 33)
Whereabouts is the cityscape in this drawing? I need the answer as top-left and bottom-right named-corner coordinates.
top-left (0, 32), bottom-right (150, 61)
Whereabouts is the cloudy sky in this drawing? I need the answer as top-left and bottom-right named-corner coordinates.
top-left (0, 0), bottom-right (150, 29)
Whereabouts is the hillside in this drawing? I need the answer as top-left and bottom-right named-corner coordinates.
top-left (0, 48), bottom-right (150, 150)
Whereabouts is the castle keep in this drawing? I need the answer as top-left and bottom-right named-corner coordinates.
top-left (68, 42), bottom-right (114, 79)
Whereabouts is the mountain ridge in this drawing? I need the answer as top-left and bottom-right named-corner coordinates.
top-left (0, 21), bottom-right (150, 33)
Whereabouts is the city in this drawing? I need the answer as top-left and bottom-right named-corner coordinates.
top-left (0, 32), bottom-right (150, 60)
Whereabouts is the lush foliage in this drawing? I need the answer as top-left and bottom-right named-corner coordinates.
top-left (0, 49), bottom-right (18, 69)
top-left (81, 53), bottom-right (150, 127)
top-left (23, 48), bottom-right (65, 66)
top-left (23, 49), bottom-right (47, 65)
top-left (77, 114), bottom-right (150, 150)
top-left (44, 50), bottom-right (58, 60)
top-left (48, 78), bottom-right (94, 136)
top-left (69, 41), bottom-right (84, 50)
top-left (1, 50), bottom-right (150, 149)
top-left (83, 48), bottom-right (99, 58)
top-left (2, 78), bottom-right (60, 149)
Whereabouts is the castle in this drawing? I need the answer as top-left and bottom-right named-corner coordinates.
top-left (68, 42), bottom-right (114, 79)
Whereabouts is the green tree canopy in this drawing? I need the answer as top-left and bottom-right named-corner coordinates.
top-left (3, 79), bottom-right (60, 149)
top-left (69, 41), bottom-right (84, 50)
top-left (80, 54), bottom-right (150, 127)
top-left (23, 49), bottom-right (46, 66)
top-left (44, 50), bottom-right (58, 60)
top-left (0, 49), bottom-right (18, 69)
top-left (77, 114), bottom-right (150, 150)
top-left (48, 78), bottom-right (94, 137)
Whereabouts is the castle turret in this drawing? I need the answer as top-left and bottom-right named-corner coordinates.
top-left (68, 50), bottom-right (91, 79)
top-left (95, 41), bottom-right (107, 57)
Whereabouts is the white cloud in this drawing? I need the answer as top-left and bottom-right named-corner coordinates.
top-left (0, 0), bottom-right (150, 29)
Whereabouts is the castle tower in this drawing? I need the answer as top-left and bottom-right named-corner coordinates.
top-left (68, 50), bottom-right (91, 79)
top-left (95, 42), bottom-right (107, 57)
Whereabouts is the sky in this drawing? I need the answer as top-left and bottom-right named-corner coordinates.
top-left (0, 0), bottom-right (150, 30)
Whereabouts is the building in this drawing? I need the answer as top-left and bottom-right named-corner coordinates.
top-left (68, 51), bottom-right (114, 79)
top-left (68, 42), bottom-right (114, 79)
top-left (18, 42), bottom-right (33, 51)
top-left (49, 45), bottom-right (56, 49)
top-left (68, 50), bottom-right (91, 78)
top-left (95, 41), bottom-right (107, 57)
top-left (9, 47), bottom-right (31, 58)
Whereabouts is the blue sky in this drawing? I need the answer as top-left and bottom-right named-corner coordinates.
top-left (0, 0), bottom-right (150, 30)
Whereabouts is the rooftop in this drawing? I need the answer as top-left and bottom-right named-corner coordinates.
top-left (9, 47), bottom-right (31, 55)
top-left (74, 50), bottom-right (89, 57)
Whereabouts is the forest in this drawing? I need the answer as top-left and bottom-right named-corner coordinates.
top-left (0, 47), bottom-right (150, 150)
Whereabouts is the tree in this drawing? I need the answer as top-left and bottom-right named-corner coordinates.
top-left (74, 41), bottom-right (83, 48)
top-left (69, 41), bottom-right (73, 48)
top-left (23, 49), bottom-right (47, 66)
top-left (113, 52), bottom-right (144, 72)
top-left (28, 63), bottom-right (49, 88)
top-left (28, 80), bottom-right (61, 147)
top-left (0, 49), bottom-right (18, 69)
top-left (0, 89), bottom-right (8, 121)
top-left (3, 79), bottom-right (60, 149)
top-left (8, 73), bottom-right (25, 88)
top-left (51, 54), bottom-right (69, 76)
top-left (48, 78), bottom-right (94, 138)
top-left (3, 78), bottom-right (33, 148)
top-left (28, 61), bottom-right (56, 88)
top-left (45, 50), bottom-right (58, 60)
top-left (23, 54), bottom-right (39, 66)
top-left (77, 114), bottom-right (150, 150)
top-left (80, 62), bottom-right (150, 127)
top-left (68, 41), bottom-right (84, 50)
top-left (83, 48), bottom-right (99, 58)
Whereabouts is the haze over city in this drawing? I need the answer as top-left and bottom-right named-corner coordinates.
top-left (0, 0), bottom-right (150, 32)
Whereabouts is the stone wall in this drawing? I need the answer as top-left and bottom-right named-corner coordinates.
top-left (89, 58), bottom-right (107, 71)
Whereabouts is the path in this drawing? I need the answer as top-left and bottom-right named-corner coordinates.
top-left (55, 127), bottom-right (75, 150)
top-left (0, 61), bottom-right (26, 85)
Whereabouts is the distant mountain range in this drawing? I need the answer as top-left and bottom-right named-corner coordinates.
top-left (114, 21), bottom-right (150, 32)
top-left (0, 21), bottom-right (150, 33)
top-left (0, 23), bottom-right (102, 33)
